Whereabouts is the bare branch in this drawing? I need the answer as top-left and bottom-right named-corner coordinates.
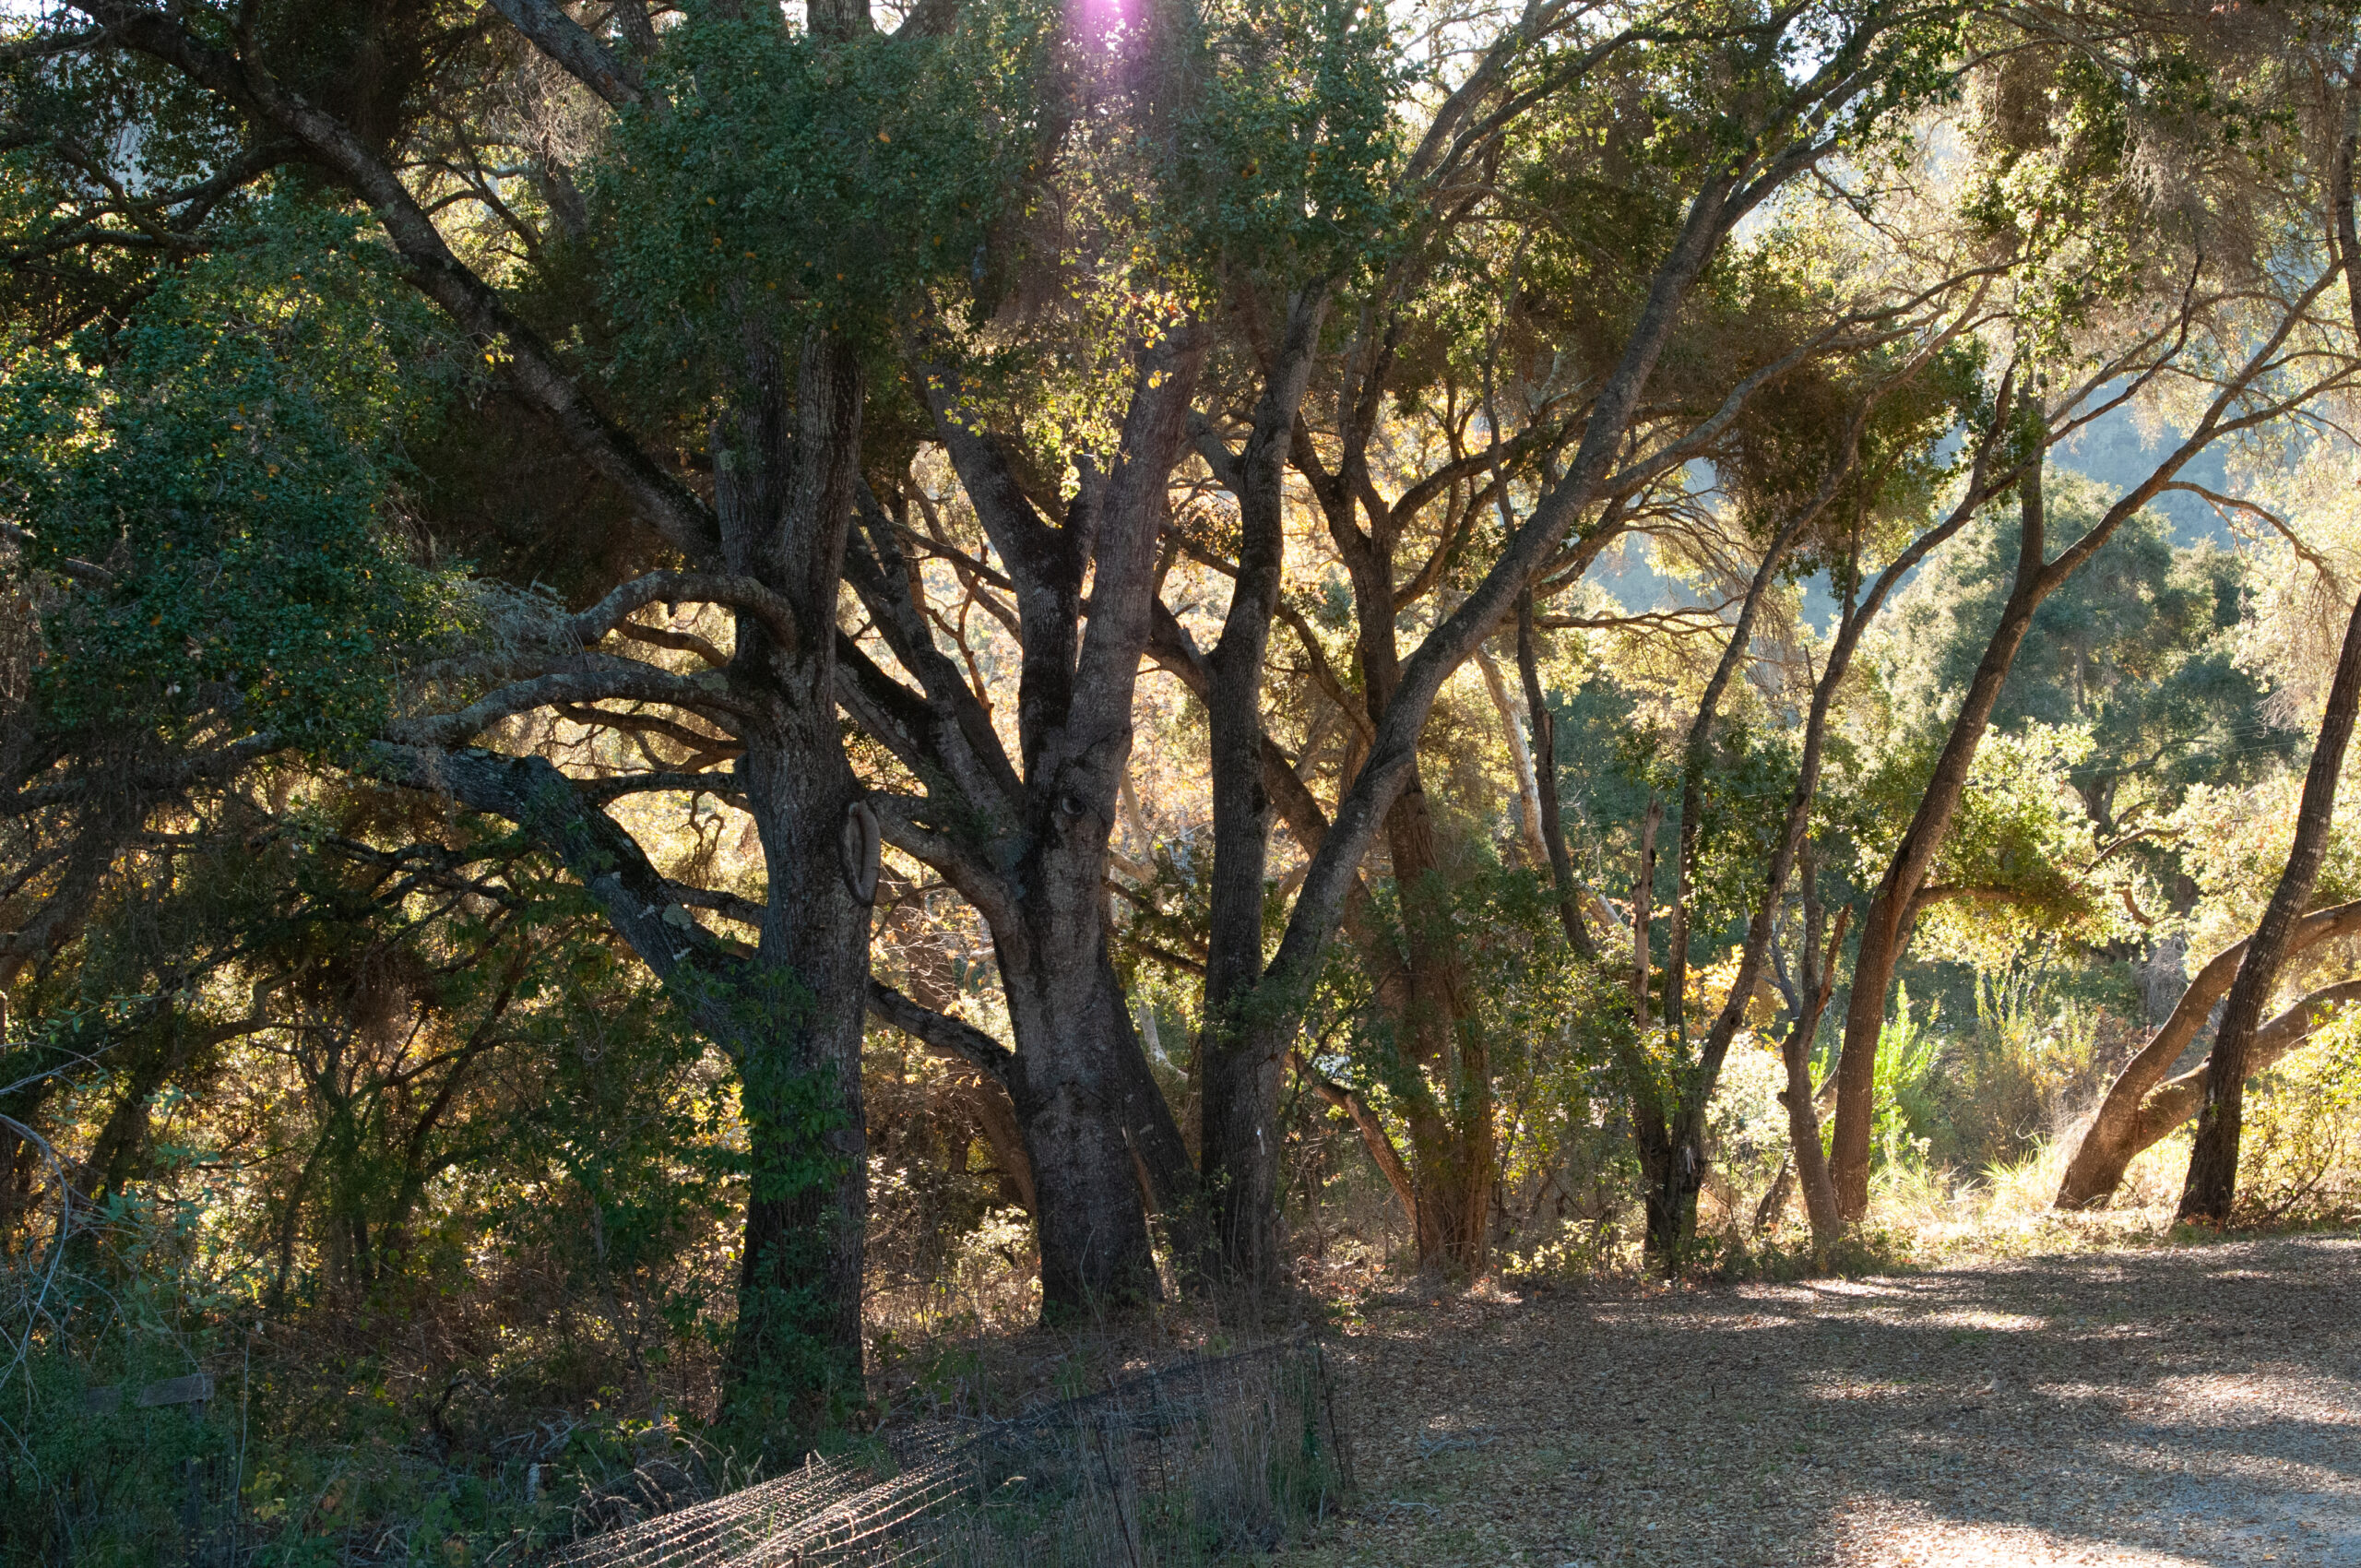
top-left (388, 664), bottom-right (751, 748)
top-left (867, 980), bottom-right (1016, 1087)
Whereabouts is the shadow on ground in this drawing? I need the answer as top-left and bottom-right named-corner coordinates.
top-left (1282, 1233), bottom-right (2361, 1566)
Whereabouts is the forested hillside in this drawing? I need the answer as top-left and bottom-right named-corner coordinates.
top-left (6, 0), bottom-right (2361, 1559)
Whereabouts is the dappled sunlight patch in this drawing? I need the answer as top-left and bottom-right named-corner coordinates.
top-left (1798, 1277), bottom-right (1916, 1300)
top-left (1829, 1506), bottom-right (2223, 1566)
top-left (1802, 1373), bottom-right (1921, 1403)
top-left (2145, 1371), bottom-right (2361, 1428)
top-left (1916, 1308), bottom-right (2051, 1333)
top-left (1284, 1234), bottom-right (2361, 1566)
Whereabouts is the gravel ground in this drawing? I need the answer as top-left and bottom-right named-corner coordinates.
top-left (1280, 1234), bottom-right (2361, 1566)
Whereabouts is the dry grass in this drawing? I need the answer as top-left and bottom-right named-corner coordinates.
top-left (1857, 1129), bottom-right (2200, 1265)
top-left (1279, 1231), bottom-right (2361, 1566)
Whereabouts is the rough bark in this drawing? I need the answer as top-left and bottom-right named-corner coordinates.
top-left (1387, 769), bottom-right (1492, 1271)
top-left (709, 335), bottom-right (875, 1403)
top-left (1196, 289), bottom-right (1329, 1295)
top-left (850, 329), bottom-right (1207, 1316)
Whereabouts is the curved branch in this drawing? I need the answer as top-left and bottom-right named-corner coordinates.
top-left (2058, 898), bottom-right (2361, 1207)
top-left (2075, 977), bottom-right (2361, 1197)
top-left (564, 569), bottom-right (800, 654)
top-left (867, 980), bottom-right (1016, 1089)
top-left (553, 704), bottom-right (741, 760)
top-left (574, 769), bottom-right (743, 803)
top-left (388, 664), bottom-right (750, 748)
top-left (867, 792), bottom-right (1015, 931)
top-left (665, 881), bottom-right (766, 928)
top-left (486, 0), bottom-right (643, 109)
top-left (1294, 1050), bottom-right (1414, 1227)
top-left (363, 744), bottom-right (742, 1001)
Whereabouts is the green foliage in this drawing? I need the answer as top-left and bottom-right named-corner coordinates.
top-left (2238, 1004), bottom-right (2361, 1227)
top-left (1869, 980), bottom-right (1940, 1173)
top-left (589, 0), bottom-right (1057, 387)
top-left (1164, 0), bottom-right (1406, 286)
top-left (1879, 485), bottom-right (2278, 819)
top-left (1956, 21), bottom-right (2295, 351)
top-left (0, 800), bottom-right (745, 1564)
top-left (1947, 962), bottom-right (2107, 1170)
top-left (0, 201), bottom-right (450, 750)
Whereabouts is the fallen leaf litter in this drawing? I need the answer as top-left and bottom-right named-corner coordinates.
top-left (1277, 1234), bottom-right (2361, 1566)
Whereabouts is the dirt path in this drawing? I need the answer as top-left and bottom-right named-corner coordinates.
top-left (1283, 1234), bottom-right (2361, 1566)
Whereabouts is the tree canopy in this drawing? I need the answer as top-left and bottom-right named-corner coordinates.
top-left (11, 0), bottom-right (2361, 1552)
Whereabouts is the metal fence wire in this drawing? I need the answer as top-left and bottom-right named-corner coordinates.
top-left (546, 1336), bottom-right (1352, 1568)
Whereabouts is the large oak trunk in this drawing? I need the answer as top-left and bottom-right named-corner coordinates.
top-left (701, 333), bottom-right (875, 1415)
top-left (997, 922), bottom-right (1192, 1311)
top-left (1196, 291), bottom-right (1329, 1295)
top-left (1386, 773), bottom-right (1495, 1275)
top-left (723, 691), bottom-right (873, 1408)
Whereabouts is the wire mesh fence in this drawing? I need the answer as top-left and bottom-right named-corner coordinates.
top-left (547, 1336), bottom-right (1352, 1568)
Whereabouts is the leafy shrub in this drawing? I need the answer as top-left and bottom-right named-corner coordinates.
top-left (2236, 1006), bottom-right (2361, 1227)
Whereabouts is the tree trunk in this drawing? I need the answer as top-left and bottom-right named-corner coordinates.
top-left (2179, 100), bottom-right (2361, 1224)
top-left (1519, 588), bottom-right (1686, 1257)
top-left (1198, 291), bottom-right (1329, 1295)
top-left (848, 329), bottom-right (1207, 1319)
top-left (1197, 170), bottom-right (1760, 1287)
top-left (1478, 648), bottom-right (1548, 867)
top-left (2069, 979), bottom-right (2361, 1206)
top-left (996, 937), bottom-right (1167, 1310)
top-left (1149, 600), bottom-right (1425, 1250)
top-left (1779, 892), bottom-right (1847, 1247)
top-left (1516, 592), bottom-right (1596, 961)
top-left (2057, 901), bottom-right (2361, 1207)
top-left (1644, 459), bottom-right (1844, 1265)
top-left (1829, 460), bottom-right (2050, 1220)
top-left (2178, 589), bottom-right (2361, 1219)
top-left (1387, 771), bottom-right (1495, 1275)
top-left (1821, 277), bottom-right (2331, 1220)
top-left (719, 334), bottom-right (875, 1417)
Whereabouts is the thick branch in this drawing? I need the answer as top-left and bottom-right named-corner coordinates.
top-left (867, 980), bottom-right (1016, 1089)
top-left (565, 570), bottom-right (800, 653)
top-left (487, 0), bottom-right (643, 108)
top-left (2058, 898), bottom-right (2361, 1207)
top-left (387, 664), bottom-right (750, 748)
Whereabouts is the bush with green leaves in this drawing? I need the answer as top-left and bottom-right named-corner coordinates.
top-left (1, 202), bottom-right (453, 752)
